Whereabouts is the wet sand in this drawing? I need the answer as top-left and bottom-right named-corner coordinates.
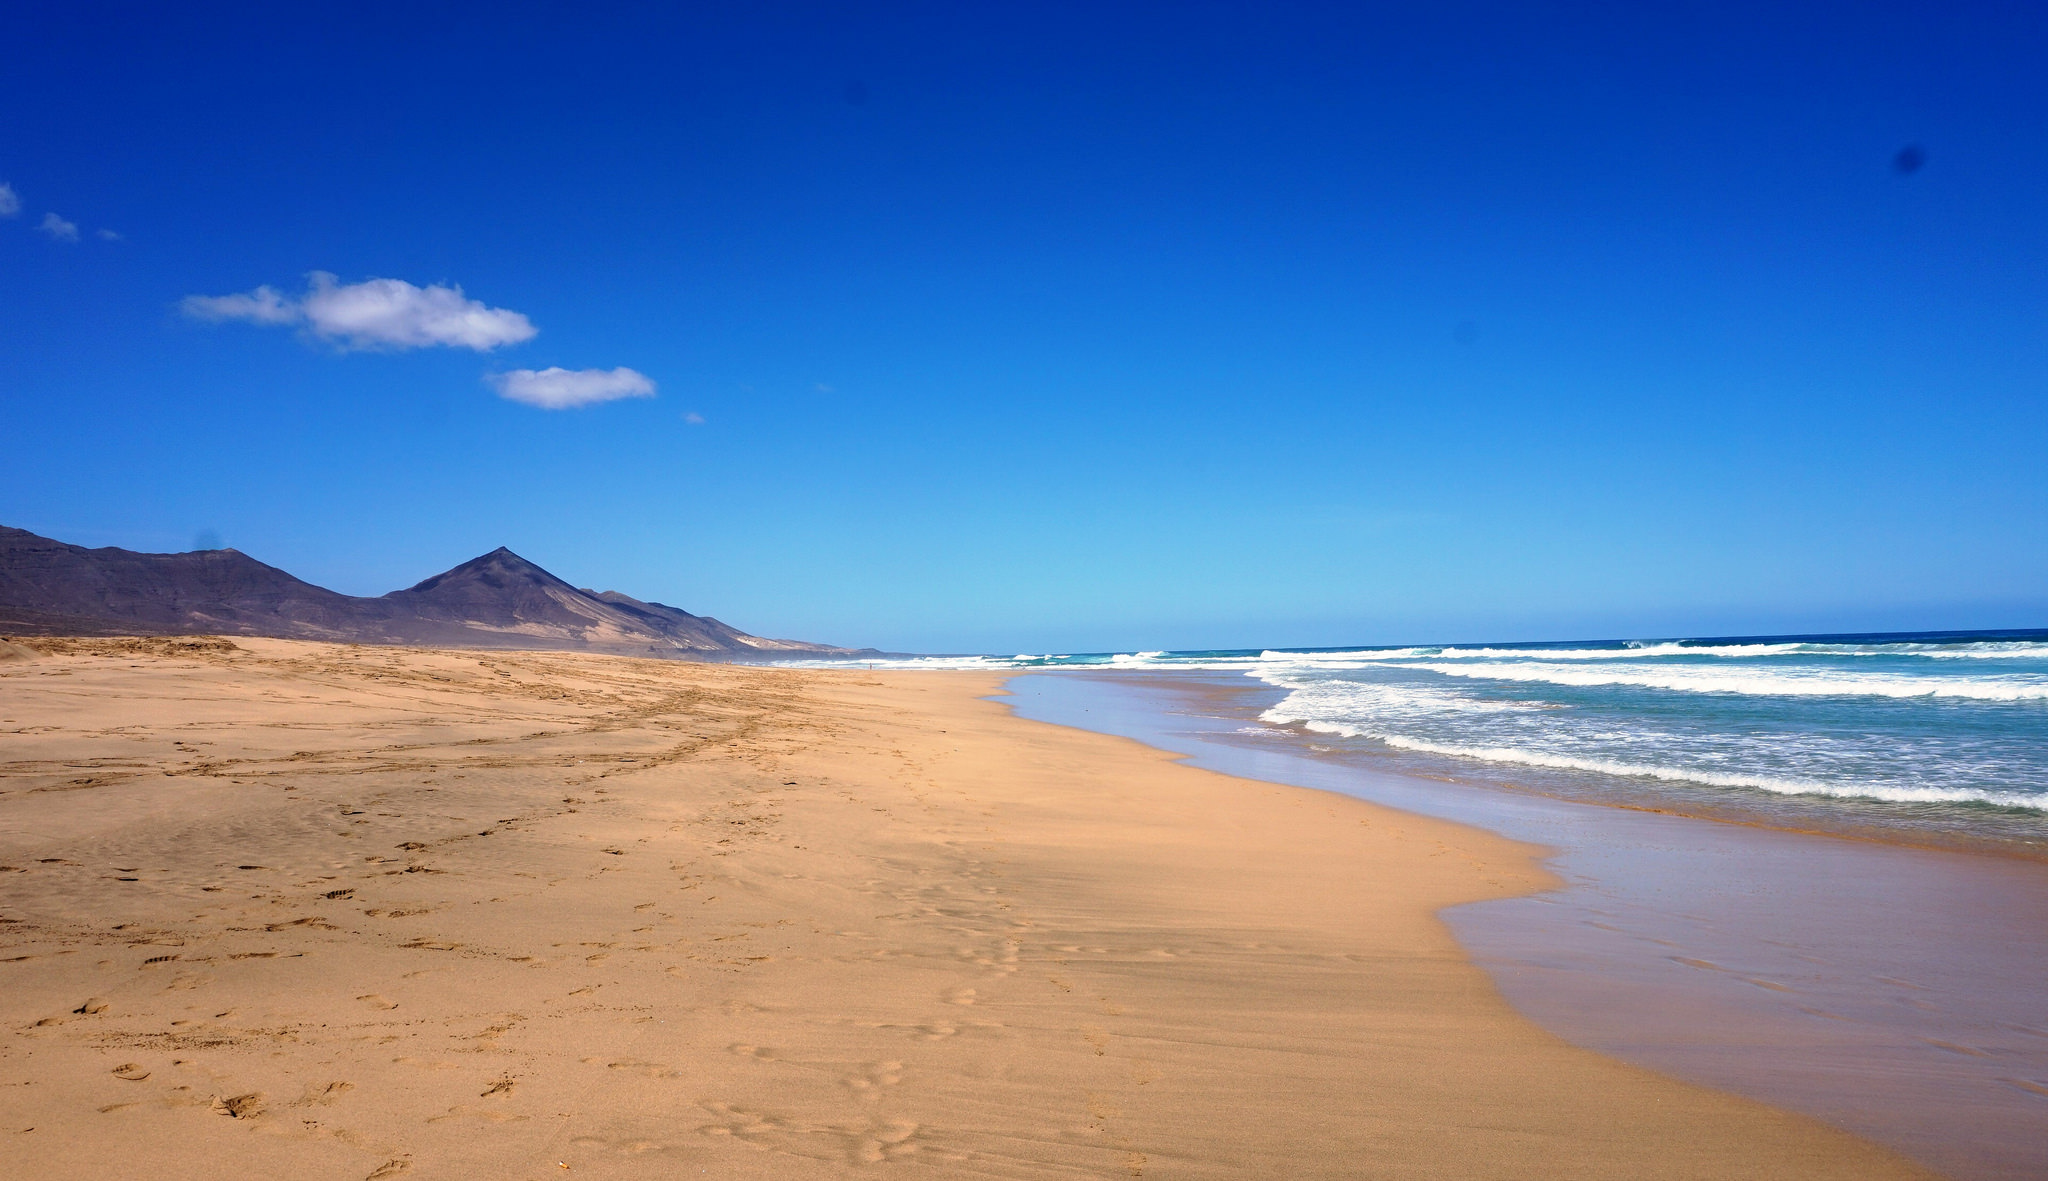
top-left (1006, 670), bottom-right (2048, 1180)
top-left (0, 638), bottom-right (1931, 1178)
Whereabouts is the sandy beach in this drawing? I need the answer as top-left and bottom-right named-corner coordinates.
top-left (0, 638), bottom-right (1932, 1179)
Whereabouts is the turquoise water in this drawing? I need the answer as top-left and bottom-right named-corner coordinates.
top-left (832, 629), bottom-right (2048, 847)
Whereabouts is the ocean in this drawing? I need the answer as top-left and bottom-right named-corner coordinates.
top-left (845, 628), bottom-right (2048, 851)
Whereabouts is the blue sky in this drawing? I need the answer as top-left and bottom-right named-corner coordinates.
top-left (3, 2), bottom-right (2044, 653)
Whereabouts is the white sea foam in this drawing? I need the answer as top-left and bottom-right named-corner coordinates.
top-left (1263, 640), bottom-right (2048, 664)
top-left (1251, 658), bottom-right (2048, 811)
top-left (1829, 642), bottom-right (2048, 660)
top-left (1254, 648), bottom-right (1428, 664)
top-left (1257, 695), bottom-right (2044, 809)
top-left (1352, 731), bottom-right (2044, 809)
top-left (1425, 642), bottom-right (1811, 661)
top-left (1393, 661), bottom-right (2048, 701)
top-left (1261, 677), bottom-right (1528, 719)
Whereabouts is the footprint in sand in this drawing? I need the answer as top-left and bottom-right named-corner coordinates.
top-left (695, 1101), bottom-right (789, 1146)
top-left (357, 994), bottom-right (399, 1009)
top-left (840, 1060), bottom-right (903, 1096)
top-left (210, 1092), bottom-right (263, 1119)
top-left (600, 1058), bottom-right (685, 1079)
top-left (567, 1135), bottom-right (671, 1155)
top-left (111, 1063), bottom-right (150, 1081)
top-left (841, 1118), bottom-right (922, 1164)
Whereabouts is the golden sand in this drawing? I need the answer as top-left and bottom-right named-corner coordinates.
top-left (0, 638), bottom-right (1930, 1178)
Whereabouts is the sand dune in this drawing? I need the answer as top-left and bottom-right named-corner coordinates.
top-left (0, 638), bottom-right (1929, 1178)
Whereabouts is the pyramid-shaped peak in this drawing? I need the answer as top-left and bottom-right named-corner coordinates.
top-left (393, 546), bottom-right (577, 598)
top-left (463, 546), bottom-right (544, 571)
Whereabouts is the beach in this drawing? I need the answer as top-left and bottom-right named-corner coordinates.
top-left (0, 638), bottom-right (1934, 1179)
top-left (1009, 671), bottom-right (2048, 1179)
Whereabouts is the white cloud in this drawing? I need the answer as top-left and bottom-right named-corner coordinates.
top-left (39, 212), bottom-right (79, 242)
top-left (684, 411), bottom-right (706, 424)
top-left (97, 228), bottom-right (122, 241)
top-left (182, 284), bottom-right (298, 325)
top-left (299, 273), bottom-right (535, 350)
top-left (489, 367), bottom-right (656, 410)
top-left (0, 184), bottom-right (18, 217)
top-left (179, 272), bottom-right (537, 351)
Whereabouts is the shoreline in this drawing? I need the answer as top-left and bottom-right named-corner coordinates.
top-left (0, 639), bottom-right (1936, 1177)
top-left (1165, 667), bottom-right (2048, 864)
top-left (858, 645), bottom-right (2048, 862)
top-left (1003, 669), bottom-right (2048, 1180)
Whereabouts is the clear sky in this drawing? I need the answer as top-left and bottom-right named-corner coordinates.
top-left (3, 2), bottom-right (2044, 654)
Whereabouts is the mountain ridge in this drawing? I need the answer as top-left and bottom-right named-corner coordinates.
top-left (0, 525), bottom-right (869, 660)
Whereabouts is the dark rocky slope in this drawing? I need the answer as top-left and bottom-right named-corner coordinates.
top-left (0, 525), bottom-right (866, 659)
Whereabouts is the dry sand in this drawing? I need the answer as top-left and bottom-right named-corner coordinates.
top-left (0, 638), bottom-right (1932, 1179)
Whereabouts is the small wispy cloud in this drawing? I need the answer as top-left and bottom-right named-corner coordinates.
top-left (489, 367), bottom-right (656, 410)
top-left (684, 411), bottom-right (706, 425)
top-left (182, 284), bottom-right (298, 325)
top-left (181, 272), bottom-right (536, 351)
top-left (97, 228), bottom-right (122, 241)
top-left (0, 184), bottom-right (19, 218)
top-left (39, 212), bottom-right (79, 242)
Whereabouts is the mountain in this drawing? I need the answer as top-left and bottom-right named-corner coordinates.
top-left (0, 526), bottom-right (378, 640)
top-left (0, 525), bottom-right (869, 659)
